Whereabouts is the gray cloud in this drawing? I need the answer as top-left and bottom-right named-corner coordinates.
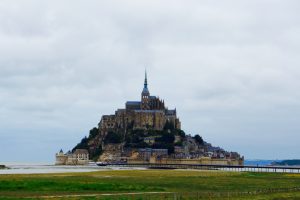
top-left (0, 0), bottom-right (300, 162)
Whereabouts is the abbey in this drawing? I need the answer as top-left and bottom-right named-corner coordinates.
top-left (99, 72), bottom-right (181, 135)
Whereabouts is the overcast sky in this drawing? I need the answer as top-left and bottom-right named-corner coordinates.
top-left (1, 0), bottom-right (300, 163)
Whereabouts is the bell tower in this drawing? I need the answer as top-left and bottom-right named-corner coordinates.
top-left (141, 71), bottom-right (150, 110)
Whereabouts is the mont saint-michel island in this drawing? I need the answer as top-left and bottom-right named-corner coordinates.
top-left (56, 73), bottom-right (244, 166)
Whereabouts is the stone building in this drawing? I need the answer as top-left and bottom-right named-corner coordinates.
top-left (55, 149), bottom-right (68, 165)
top-left (55, 149), bottom-right (89, 165)
top-left (98, 72), bottom-right (181, 141)
top-left (136, 148), bottom-right (168, 161)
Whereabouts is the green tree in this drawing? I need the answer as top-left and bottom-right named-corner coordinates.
top-left (161, 132), bottom-right (175, 143)
top-left (177, 129), bottom-right (186, 138)
top-left (72, 136), bottom-right (89, 152)
top-left (88, 127), bottom-right (99, 139)
top-left (194, 134), bottom-right (204, 145)
top-left (104, 131), bottom-right (122, 144)
top-left (92, 147), bottom-right (102, 161)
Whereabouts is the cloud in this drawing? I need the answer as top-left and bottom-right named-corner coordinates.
top-left (0, 0), bottom-right (300, 162)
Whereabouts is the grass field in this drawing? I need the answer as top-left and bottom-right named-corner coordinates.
top-left (1, 169), bottom-right (300, 199)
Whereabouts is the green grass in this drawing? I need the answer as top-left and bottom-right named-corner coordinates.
top-left (1, 170), bottom-right (300, 199)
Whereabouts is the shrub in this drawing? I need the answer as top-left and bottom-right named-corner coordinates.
top-left (104, 131), bottom-right (122, 144)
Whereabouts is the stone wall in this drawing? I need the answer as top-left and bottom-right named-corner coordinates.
top-left (128, 157), bottom-right (243, 166)
top-left (133, 111), bottom-right (165, 130)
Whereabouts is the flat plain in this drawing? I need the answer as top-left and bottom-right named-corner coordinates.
top-left (1, 169), bottom-right (300, 199)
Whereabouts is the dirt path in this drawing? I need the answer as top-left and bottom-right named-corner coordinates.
top-left (30, 192), bottom-right (174, 199)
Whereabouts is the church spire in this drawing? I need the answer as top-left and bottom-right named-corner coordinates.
top-left (144, 70), bottom-right (148, 89)
top-left (142, 70), bottom-right (150, 96)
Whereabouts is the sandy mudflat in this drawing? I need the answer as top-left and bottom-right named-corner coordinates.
top-left (0, 163), bottom-right (146, 174)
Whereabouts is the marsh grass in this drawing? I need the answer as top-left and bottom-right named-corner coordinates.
top-left (0, 170), bottom-right (300, 199)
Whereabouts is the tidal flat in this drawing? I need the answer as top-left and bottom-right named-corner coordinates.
top-left (1, 169), bottom-right (300, 199)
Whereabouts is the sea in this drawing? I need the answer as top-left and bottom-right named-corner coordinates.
top-left (244, 159), bottom-right (281, 166)
top-left (0, 160), bottom-right (297, 174)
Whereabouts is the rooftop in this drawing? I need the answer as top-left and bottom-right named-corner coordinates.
top-left (126, 101), bottom-right (141, 105)
top-left (74, 149), bottom-right (89, 155)
top-left (134, 110), bottom-right (164, 113)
